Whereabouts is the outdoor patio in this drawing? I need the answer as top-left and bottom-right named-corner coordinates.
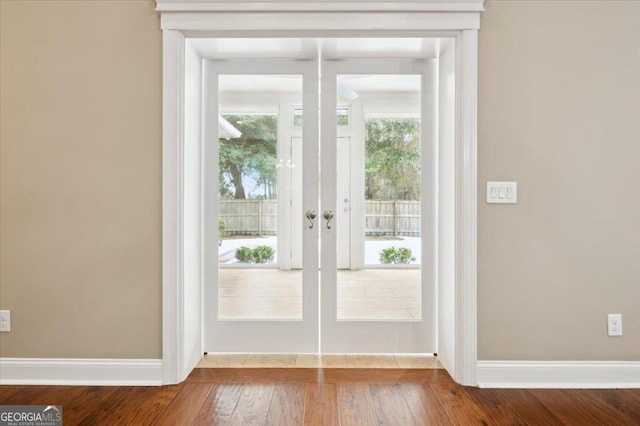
top-left (218, 236), bottom-right (422, 265)
top-left (218, 268), bottom-right (421, 320)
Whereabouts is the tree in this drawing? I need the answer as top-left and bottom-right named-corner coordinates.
top-left (219, 114), bottom-right (277, 199)
top-left (365, 118), bottom-right (420, 200)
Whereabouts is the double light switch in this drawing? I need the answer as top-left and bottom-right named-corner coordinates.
top-left (486, 181), bottom-right (517, 204)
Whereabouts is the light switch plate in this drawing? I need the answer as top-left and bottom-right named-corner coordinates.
top-left (487, 181), bottom-right (517, 204)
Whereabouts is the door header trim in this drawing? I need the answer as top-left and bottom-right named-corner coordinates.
top-left (156, 1), bottom-right (485, 14)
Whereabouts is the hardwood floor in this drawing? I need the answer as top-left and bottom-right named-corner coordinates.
top-left (1, 368), bottom-right (639, 425)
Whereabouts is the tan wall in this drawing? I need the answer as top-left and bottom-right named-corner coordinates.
top-left (0, 0), bottom-right (162, 358)
top-left (478, 0), bottom-right (640, 360)
top-left (1, 0), bottom-right (638, 361)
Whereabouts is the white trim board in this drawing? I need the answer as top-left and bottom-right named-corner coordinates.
top-left (0, 358), bottom-right (163, 386)
top-left (477, 361), bottom-right (640, 389)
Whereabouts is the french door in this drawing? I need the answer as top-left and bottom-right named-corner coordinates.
top-left (204, 58), bottom-right (436, 354)
top-left (203, 60), bottom-right (319, 352)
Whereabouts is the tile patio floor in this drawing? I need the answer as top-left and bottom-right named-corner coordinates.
top-left (218, 269), bottom-right (421, 320)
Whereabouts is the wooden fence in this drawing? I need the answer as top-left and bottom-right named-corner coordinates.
top-left (220, 200), bottom-right (278, 236)
top-left (365, 200), bottom-right (420, 237)
top-left (219, 200), bottom-right (420, 237)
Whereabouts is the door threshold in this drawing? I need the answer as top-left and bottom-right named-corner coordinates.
top-left (198, 353), bottom-right (440, 369)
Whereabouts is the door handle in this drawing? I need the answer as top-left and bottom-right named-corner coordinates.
top-left (323, 210), bottom-right (334, 230)
top-left (305, 210), bottom-right (317, 229)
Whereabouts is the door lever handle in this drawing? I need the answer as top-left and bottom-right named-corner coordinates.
top-left (323, 210), bottom-right (334, 230)
top-left (305, 210), bottom-right (317, 229)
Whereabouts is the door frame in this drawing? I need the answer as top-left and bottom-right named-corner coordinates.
top-left (334, 101), bottom-right (364, 270)
top-left (157, 0), bottom-right (483, 386)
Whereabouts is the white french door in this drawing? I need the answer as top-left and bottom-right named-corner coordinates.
top-left (320, 60), bottom-right (437, 353)
top-left (204, 58), bottom-right (436, 354)
top-left (203, 60), bottom-right (319, 352)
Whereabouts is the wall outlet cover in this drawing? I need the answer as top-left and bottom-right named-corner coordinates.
top-left (0, 310), bottom-right (10, 332)
top-left (607, 313), bottom-right (622, 336)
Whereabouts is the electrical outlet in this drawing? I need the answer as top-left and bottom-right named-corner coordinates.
top-left (607, 313), bottom-right (622, 336)
top-left (0, 310), bottom-right (10, 332)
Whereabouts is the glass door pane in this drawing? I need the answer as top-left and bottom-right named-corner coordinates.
top-left (337, 89), bottom-right (422, 320)
top-left (217, 75), bottom-right (302, 320)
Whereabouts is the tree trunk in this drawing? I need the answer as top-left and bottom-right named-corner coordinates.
top-left (366, 176), bottom-right (375, 200)
top-left (229, 165), bottom-right (246, 199)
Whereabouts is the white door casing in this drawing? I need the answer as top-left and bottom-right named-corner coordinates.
top-left (158, 0), bottom-right (482, 385)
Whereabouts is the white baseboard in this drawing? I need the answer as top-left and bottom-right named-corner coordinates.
top-left (477, 360), bottom-right (640, 389)
top-left (0, 358), bottom-right (163, 386)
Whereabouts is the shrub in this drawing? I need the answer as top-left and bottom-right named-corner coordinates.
top-left (379, 247), bottom-right (416, 264)
top-left (252, 246), bottom-right (275, 263)
top-left (235, 245), bottom-right (276, 264)
top-left (218, 218), bottom-right (226, 246)
top-left (235, 246), bottom-right (253, 262)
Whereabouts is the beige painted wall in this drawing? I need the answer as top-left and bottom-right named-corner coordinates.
top-left (478, 0), bottom-right (640, 360)
top-left (1, 0), bottom-right (638, 361)
top-left (0, 0), bottom-right (162, 358)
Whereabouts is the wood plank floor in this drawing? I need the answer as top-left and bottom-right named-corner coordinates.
top-left (1, 368), bottom-right (639, 425)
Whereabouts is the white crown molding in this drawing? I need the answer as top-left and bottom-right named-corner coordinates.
top-left (156, 0), bottom-right (484, 31)
top-left (477, 360), bottom-right (640, 389)
top-left (0, 358), bottom-right (163, 386)
top-left (156, 1), bottom-right (485, 13)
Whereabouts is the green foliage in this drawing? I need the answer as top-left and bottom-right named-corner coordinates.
top-left (235, 246), bottom-right (254, 262)
top-left (218, 218), bottom-right (226, 246)
top-left (219, 115), bottom-right (277, 199)
top-left (379, 247), bottom-right (416, 264)
top-left (293, 112), bottom-right (303, 127)
top-left (337, 110), bottom-right (349, 126)
top-left (365, 118), bottom-right (420, 200)
top-left (235, 245), bottom-right (276, 264)
top-left (252, 246), bottom-right (276, 263)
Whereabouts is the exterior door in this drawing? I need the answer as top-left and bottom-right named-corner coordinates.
top-left (204, 58), bottom-right (436, 354)
top-left (203, 60), bottom-right (319, 352)
top-left (320, 60), bottom-right (437, 353)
